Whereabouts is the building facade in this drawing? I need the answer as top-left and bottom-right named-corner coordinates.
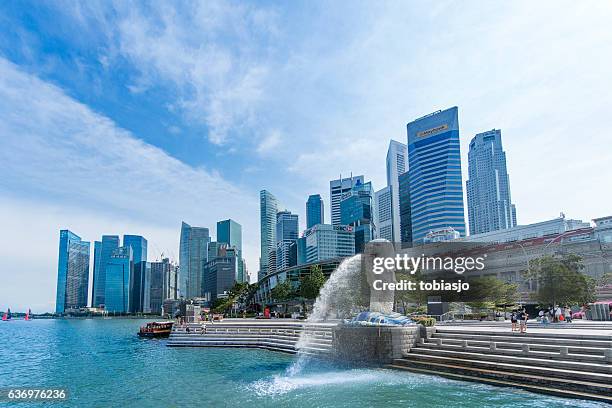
top-left (340, 180), bottom-right (375, 253)
top-left (202, 255), bottom-right (238, 303)
top-left (463, 214), bottom-right (590, 243)
top-left (386, 140), bottom-right (408, 242)
top-left (304, 224), bottom-right (355, 264)
top-left (260, 190), bottom-right (278, 280)
top-left (92, 235), bottom-right (119, 308)
top-left (276, 210), bottom-right (299, 271)
top-left (406, 107), bottom-right (466, 242)
top-left (104, 246), bottom-right (133, 313)
top-left (375, 186), bottom-right (393, 241)
top-left (330, 175), bottom-right (364, 226)
top-left (398, 171), bottom-right (412, 243)
top-left (179, 222), bottom-right (210, 299)
top-left (466, 129), bottom-right (517, 235)
top-left (306, 194), bottom-right (324, 229)
top-left (217, 219), bottom-right (245, 282)
top-left (56, 230), bottom-right (90, 314)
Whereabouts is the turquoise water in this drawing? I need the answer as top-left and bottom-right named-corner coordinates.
top-left (0, 319), bottom-right (605, 407)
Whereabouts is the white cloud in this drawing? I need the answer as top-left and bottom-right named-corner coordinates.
top-left (256, 129), bottom-right (282, 154)
top-left (0, 58), bottom-right (260, 312)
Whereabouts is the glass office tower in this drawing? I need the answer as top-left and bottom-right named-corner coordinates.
top-left (406, 107), bottom-right (466, 242)
top-left (259, 190), bottom-right (278, 280)
top-left (92, 235), bottom-right (119, 308)
top-left (306, 194), bottom-right (324, 229)
top-left (466, 129), bottom-right (517, 234)
top-left (104, 246), bottom-right (133, 313)
top-left (56, 230), bottom-right (90, 314)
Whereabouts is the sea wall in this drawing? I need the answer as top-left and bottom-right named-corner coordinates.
top-left (332, 325), bottom-right (427, 364)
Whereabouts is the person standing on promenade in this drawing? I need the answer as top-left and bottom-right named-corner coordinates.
top-left (511, 310), bottom-right (518, 331)
top-left (564, 307), bottom-right (572, 323)
top-left (519, 309), bottom-right (528, 333)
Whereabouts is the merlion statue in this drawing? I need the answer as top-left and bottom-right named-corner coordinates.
top-left (363, 239), bottom-right (396, 314)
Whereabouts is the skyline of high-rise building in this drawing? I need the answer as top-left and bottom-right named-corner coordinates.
top-left (406, 107), bottom-right (466, 242)
top-left (386, 140), bottom-right (408, 242)
top-left (306, 194), bottom-right (324, 229)
top-left (330, 175), bottom-right (364, 226)
top-left (259, 190), bottom-right (278, 280)
top-left (55, 230), bottom-right (90, 314)
top-left (179, 222), bottom-right (210, 299)
top-left (466, 129), bottom-right (517, 235)
top-left (217, 219), bottom-right (245, 282)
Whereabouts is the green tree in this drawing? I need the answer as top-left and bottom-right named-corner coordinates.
top-left (300, 265), bottom-right (326, 300)
top-left (526, 254), bottom-right (596, 306)
top-left (271, 280), bottom-right (292, 302)
top-left (465, 276), bottom-right (519, 310)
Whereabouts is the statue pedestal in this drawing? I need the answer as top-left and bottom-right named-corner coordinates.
top-left (332, 325), bottom-right (420, 364)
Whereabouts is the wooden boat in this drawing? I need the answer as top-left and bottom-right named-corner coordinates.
top-left (137, 321), bottom-right (173, 338)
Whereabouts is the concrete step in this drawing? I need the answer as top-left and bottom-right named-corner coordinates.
top-left (410, 348), bottom-right (612, 374)
top-left (424, 338), bottom-right (608, 356)
top-left (432, 332), bottom-right (612, 348)
top-left (419, 342), bottom-right (608, 363)
top-left (401, 351), bottom-right (612, 383)
top-left (435, 328), bottom-right (612, 341)
top-left (390, 360), bottom-right (612, 403)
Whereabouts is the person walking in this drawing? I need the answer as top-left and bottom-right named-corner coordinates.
top-left (511, 310), bottom-right (518, 332)
top-left (564, 306), bottom-right (572, 323)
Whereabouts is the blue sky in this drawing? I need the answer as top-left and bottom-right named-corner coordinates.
top-left (1, 1), bottom-right (611, 312)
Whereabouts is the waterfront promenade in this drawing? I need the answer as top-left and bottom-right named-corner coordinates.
top-left (168, 318), bottom-right (612, 403)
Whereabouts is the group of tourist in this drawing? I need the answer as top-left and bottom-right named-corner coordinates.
top-left (510, 309), bottom-right (529, 333)
top-left (538, 305), bottom-right (572, 324)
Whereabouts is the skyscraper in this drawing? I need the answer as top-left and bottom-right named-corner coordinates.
top-left (330, 175), bottom-right (364, 226)
top-left (259, 190), bottom-right (278, 280)
top-left (217, 219), bottom-right (245, 282)
top-left (340, 179), bottom-right (375, 252)
top-left (306, 194), bottom-right (324, 229)
top-left (178, 222), bottom-right (210, 299)
top-left (123, 235), bottom-right (148, 313)
top-left (406, 107), bottom-right (466, 242)
top-left (466, 129), bottom-right (517, 234)
top-left (386, 140), bottom-right (408, 241)
top-left (375, 186), bottom-right (393, 241)
top-left (104, 246), bottom-right (133, 313)
top-left (92, 235), bottom-right (119, 308)
top-left (276, 210), bottom-right (299, 270)
top-left (56, 230), bottom-right (90, 314)
top-left (398, 171), bottom-right (413, 243)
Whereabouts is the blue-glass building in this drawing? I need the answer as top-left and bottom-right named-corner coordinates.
top-left (179, 222), bottom-right (210, 299)
top-left (466, 129), bottom-right (517, 234)
top-left (123, 235), bottom-right (148, 312)
top-left (340, 180), bottom-right (375, 253)
top-left (406, 107), bottom-right (466, 242)
top-left (306, 194), bottom-right (324, 229)
top-left (398, 171), bottom-right (413, 243)
top-left (104, 246), bottom-right (133, 313)
top-left (92, 235), bottom-right (119, 308)
top-left (217, 219), bottom-right (245, 282)
top-left (56, 230), bottom-right (90, 314)
top-left (276, 210), bottom-right (299, 270)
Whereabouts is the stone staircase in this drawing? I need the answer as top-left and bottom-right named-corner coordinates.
top-left (390, 328), bottom-right (612, 403)
top-left (166, 321), bottom-right (335, 355)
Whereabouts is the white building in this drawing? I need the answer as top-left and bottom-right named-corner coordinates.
top-left (304, 224), bottom-right (355, 263)
top-left (386, 140), bottom-right (407, 242)
top-left (463, 213), bottom-right (589, 243)
top-left (375, 186), bottom-right (393, 241)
